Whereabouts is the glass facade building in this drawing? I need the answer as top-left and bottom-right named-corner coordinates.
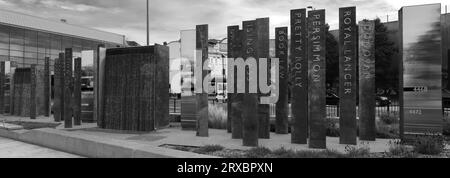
top-left (0, 9), bottom-right (125, 72)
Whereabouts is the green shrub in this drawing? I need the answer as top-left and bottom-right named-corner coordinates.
top-left (208, 104), bottom-right (227, 129)
top-left (379, 114), bottom-right (398, 125)
top-left (193, 145), bottom-right (225, 154)
top-left (271, 147), bottom-right (297, 158)
top-left (387, 140), bottom-right (411, 157)
top-left (443, 120), bottom-right (450, 136)
top-left (293, 149), bottom-right (346, 158)
top-left (245, 147), bottom-right (272, 158)
top-left (412, 134), bottom-right (445, 155)
top-left (326, 118), bottom-right (340, 137)
top-left (344, 144), bottom-right (371, 158)
top-left (376, 120), bottom-right (399, 139)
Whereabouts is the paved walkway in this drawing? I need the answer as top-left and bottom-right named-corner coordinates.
top-left (0, 115), bottom-right (395, 154)
top-left (0, 137), bottom-right (82, 158)
top-left (73, 126), bottom-right (394, 153)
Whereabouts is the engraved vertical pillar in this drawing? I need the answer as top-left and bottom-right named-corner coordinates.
top-left (308, 10), bottom-right (327, 149)
top-left (358, 20), bottom-right (376, 141)
top-left (242, 20), bottom-right (259, 147)
top-left (339, 7), bottom-right (357, 145)
top-left (275, 27), bottom-right (289, 134)
top-left (290, 9), bottom-right (308, 144)
top-left (74, 57), bottom-right (81, 125)
top-left (196, 24), bottom-right (209, 137)
top-left (64, 49), bottom-right (73, 128)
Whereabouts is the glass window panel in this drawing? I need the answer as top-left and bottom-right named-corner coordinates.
top-left (50, 34), bottom-right (61, 55)
top-left (62, 36), bottom-right (72, 50)
top-left (24, 51), bottom-right (37, 58)
top-left (38, 53), bottom-right (46, 60)
top-left (0, 55), bottom-right (7, 62)
top-left (0, 25), bottom-right (9, 49)
top-left (73, 38), bottom-right (82, 58)
top-left (0, 49), bottom-right (8, 56)
top-left (24, 30), bottom-right (37, 52)
top-left (10, 50), bottom-right (23, 57)
top-left (82, 40), bottom-right (95, 51)
top-left (9, 27), bottom-right (24, 51)
top-left (9, 56), bottom-right (22, 64)
top-left (38, 32), bottom-right (50, 54)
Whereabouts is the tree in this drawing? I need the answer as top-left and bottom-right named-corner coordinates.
top-left (374, 18), bottom-right (398, 96)
top-left (325, 24), bottom-right (339, 93)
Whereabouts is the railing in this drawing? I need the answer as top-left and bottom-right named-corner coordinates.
top-left (170, 98), bottom-right (450, 119)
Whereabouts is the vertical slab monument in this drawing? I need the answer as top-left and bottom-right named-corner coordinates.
top-left (196, 24), bottom-right (209, 137)
top-left (399, 4), bottom-right (443, 137)
top-left (275, 27), bottom-right (289, 134)
top-left (54, 56), bottom-right (62, 122)
top-left (242, 20), bottom-right (259, 147)
top-left (74, 57), bottom-right (81, 126)
top-left (64, 48), bottom-right (73, 128)
top-left (256, 18), bottom-right (271, 138)
top-left (180, 29), bottom-right (197, 130)
top-left (100, 45), bottom-right (169, 131)
top-left (290, 9), bottom-right (308, 144)
top-left (339, 7), bottom-right (357, 145)
top-left (227, 26), bottom-right (243, 137)
top-left (30, 65), bottom-right (36, 119)
top-left (95, 46), bottom-right (106, 127)
top-left (0, 61), bottom-right (4, 114)
top-left (44, 57), bottom-right (50, 117)
top-left (358, 20), bottom-right (376, 141)
top-left (308, 9), bottom-right (326, 149)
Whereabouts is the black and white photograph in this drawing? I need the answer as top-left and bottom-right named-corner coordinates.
top-left (1, 0), bottom-right (450, 167)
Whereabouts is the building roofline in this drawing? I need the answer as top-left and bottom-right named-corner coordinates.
top-left (0, 8), bottom-right (125, 45)
top-left (0, 8), bottom-right (125, 37)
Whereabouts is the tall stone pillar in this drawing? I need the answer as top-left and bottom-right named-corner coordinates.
top-left (358, 20), bottom-right (376, 141)
top-left (44, 57), bottom-right (50, 117)
top-left (53, 57), bottom-right (61, 121)
top-left (242, 20), bottom-right (259, 147)
top-left (0, 61), bottom-right (4, 114)
top-left (275, 27), bottom-right (289, 134)
top-left (196, 24), bottom-right (209, 137)
top-left (96, 46), bottom-right (106, 128)
top-left (290, 9), bottom-right (308, 144)
top-left (64, 48), bottom-right (73, 128)
top-left (227, 25), bottom-right (243, 137)
top-left (308, 9), bottom-right (327, 149)
top-left (30, 65), bottom-right (36, 119)
top-left (256, 18), bottom-right (271, 139)
top-left (339, 7), bottom-right (357, 145)
top-left (74, 57), bottom-right (81, 126)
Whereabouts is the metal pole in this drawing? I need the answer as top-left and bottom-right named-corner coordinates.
top-left (147, 0), bottom-right (149, 46)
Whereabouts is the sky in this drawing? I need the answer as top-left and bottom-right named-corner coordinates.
top-left (0, 0), bottom-right (449, 45)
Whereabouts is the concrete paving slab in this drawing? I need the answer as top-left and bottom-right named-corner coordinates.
top-left (0, 137), bottom-right (82, 158)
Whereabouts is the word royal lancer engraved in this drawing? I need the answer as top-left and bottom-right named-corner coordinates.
top-left (339, 6), bottom-right (357, 145)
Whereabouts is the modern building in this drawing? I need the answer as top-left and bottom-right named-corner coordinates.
top-left (168, 36), bottom-right (229, 95)
top-left (0, 9), bottom-right (126, 73)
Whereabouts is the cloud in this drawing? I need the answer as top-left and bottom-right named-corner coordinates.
top-left (1, 0), bottom-right (449, 46)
